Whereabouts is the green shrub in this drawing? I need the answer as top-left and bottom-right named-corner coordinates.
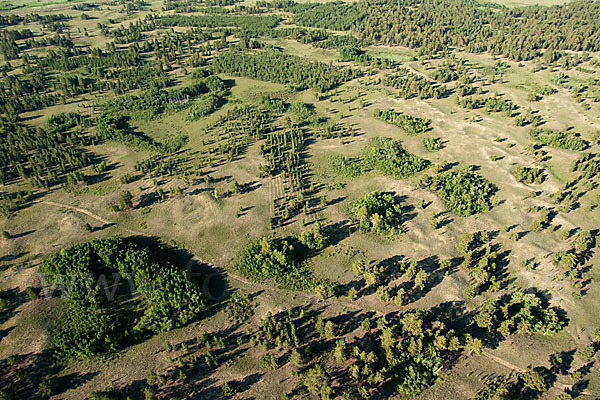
top-left (373, 109), bottom-right (431, 135)
top-left (421, 168), bottom-right (497, 216)
top-left (530, 128), bottom-right (587, 151)
top-left (346, 191), bottom-right (405, 237)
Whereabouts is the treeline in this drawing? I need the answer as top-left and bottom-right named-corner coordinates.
top-left (156, 14), bottom-right (280, 30)
top-left (290, 0), bottom-right (600, 60)
top-left (103, 73), bottom-right (227, 119)
top-left (382, 68), bottom-right (448, 99)
top-left (0, 114), bottom-right (91, 187)
top-left (0, 13), bottom-right (69, 28)
top-left (210, 50), bottom-right (361, 92)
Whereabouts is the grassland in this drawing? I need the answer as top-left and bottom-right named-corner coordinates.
top-left (0, 0), bottom-right (599, 399)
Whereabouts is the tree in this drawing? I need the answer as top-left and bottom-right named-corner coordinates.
top-left (303, 364), bottom-right (333, 399)
top-left (414, 269), bottom-right (428, 291)
top-left (324, 320), bottom-right (338, 339)
top-left (361, 318), bottom-right (371, 332)
top-left (259, 353), bottom-right (278, 370)
top-left (521, 369), bottom-right (547, 392)
top-left (333, 339), bottom-right (347, 364)
top-left (117, 190), bottom-right (133, 210)
top-left (221, 381), bottom-right (235, 397)
top-left (464, 333), bottom-right (483, 355)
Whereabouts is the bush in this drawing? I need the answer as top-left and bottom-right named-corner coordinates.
top-left (25, 286), bottom-right (39, 301)
top-left (421, 168), bottom-right (498, 216)
top-left (513, 165), bottom-right (545, 184)
top-left (346, 191), bottom-right (405, 237)
top-left (423, 136), bottom-right (442, 152)
top-left (225, 293), bottom-right (254, 324)
top-left (238, 236), bottom-right (316, 290)
top-left (530, 128), bottom-right (588, 151)
top-left (38, 380), bottom-right (55, 398)
top-left (364, 137), bottom-right (429, 178)
top-left (373, 109), bottom-right (431, 135)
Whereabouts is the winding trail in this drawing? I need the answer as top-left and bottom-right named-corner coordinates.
top-left (32, 199), bottom-right (598, 397)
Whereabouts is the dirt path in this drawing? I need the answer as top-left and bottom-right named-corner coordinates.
top-left (35, 200), bottom-right (145, 236)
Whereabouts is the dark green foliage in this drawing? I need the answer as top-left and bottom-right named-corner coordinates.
top-left (225, 293), bottom-right (255, 324)
top-left (472, 376), bottom-right (513, 400)
top-left (0, 116), bottom-right (90, 187)
top-left (104, 75), bottom-right (226, 119)
top-left (458, 231), bottom-right (502, 293)
top-left (374, 109), bottom-right (431, 135)
top-left (421, 168), bottom-right (498, 216)
top-left (253, 311), bottom-right (300, 349)
top-left (291, 0), bottom-right (600, 60)
top-left (330, 137), bottom-right (428, 179)
top-left (423, 136), bottom-right (442, 152)
top-left (530, 128), bottom-right (588, 151)
top-left (238, 236), bottom-right (317, 290)
top-left (41, 236), bottom-right (205, 359)
top-left (291, 1), bottom-right (360, 31)
top-left (349, 311), bottom-right (460, 396)
top-left (512, 165), bottom-right (545, 184)
top-left (364, 137), bottom-right (429, 177)
top-left (529, 207), bottom-right (550, 232)
top-left (210, 50), bottom-right (361, 92)
top-left (313, 34), bottom-right (366, 49)
top-left (260, 96), bottom-right (287, 113)
top-left (570, 152), bottom-right (600, 180)
top-left (25, 287), bottom-right (39, 301)
top-left (431, 63), bottom-right (459, 82)
top-left (338, 47), bottom-right (392, 67)
top-left (114, 191), bottom-right (133, 211)
top-left (156, 14), bottom-right (280, 30)
top-left (329, 155), bottom-right (368, 177)
top-left (95, 112), bottom-right (160, 152)
top-left (296, 222), bottom-right (329, 250)
top-left (38, 380), bottom-right (55, 398)
top-left (187, 93), bottom-right (223, 120)
top-left (458, 95), bottom-right (515, 114)
top-left (347, 191), bottom-right (405, 237)
top-left (473, 289), bottom-right (565, 337)
top-left (521, 369), bottom-right (547, 392)
top-left (383, 68), bottom-right (447, 99)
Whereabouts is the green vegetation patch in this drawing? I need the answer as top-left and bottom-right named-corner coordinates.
top-left (210, 50), bottom-right (361, 92)
top-left (374, 109), bottom-right (431, 135)
top-left (346, 191), bottom-right (406, 238)
top-left (365, 136), bottom-right (430, 177)
top-left (330, 137), bottom-right (429, 179)
top-left (530, 128), bottom-right (588, 151)
top-left (512, 165), bottom-right (545, 184)
top-left (421, 168), bottom-right (498, 216)
top-left (473, 289), bottom-right (565, 337)
top-left (41, 236), bottom-right (205, 360)
top-left (238, 225), bottom-right (331, 290)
